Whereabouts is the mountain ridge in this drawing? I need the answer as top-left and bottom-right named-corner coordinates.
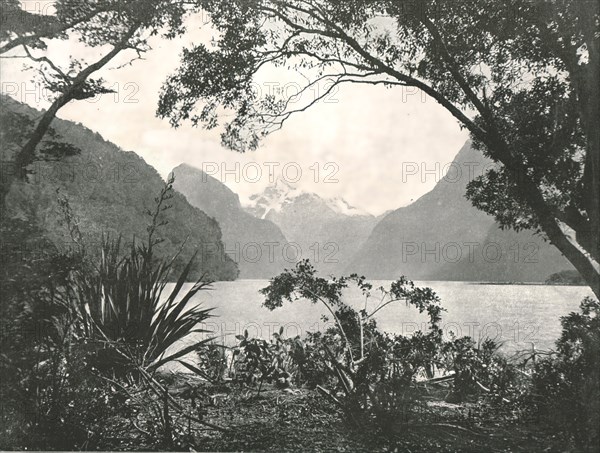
top-left (244, 179), bottom-right (378, 275)
top-left (346, 141), bottom-right (575, 282)
top-left (245, 178), bottom-right (372, 220)
top-left (1, 95), bottom-right (238, 281)
top-left (172, 164), bottom-right (292, 279)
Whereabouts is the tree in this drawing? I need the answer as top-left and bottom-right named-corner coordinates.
top-left (156, 0), bottom-right (599, 297)
top-left (0, 0), bottom-right (197, 212)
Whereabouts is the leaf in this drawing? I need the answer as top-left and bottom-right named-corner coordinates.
top-left (177, 360), bottom-right (216, 383)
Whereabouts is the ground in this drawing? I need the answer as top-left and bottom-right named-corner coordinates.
top-left (97, 375), bottom-right (577, 452)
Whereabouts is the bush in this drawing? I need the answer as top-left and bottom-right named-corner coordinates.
top-left (0, 216), bottom-right (91, 450)
top-left (441, 336), bottom-right (512, 402)
top-left (195, 343), bottom-right (229, 382)
top-left (1, 176), bottom-right (220, 450)
top-left (260, 260), bottom-right (447, 427)
top-left (66, 175), bottom-right (216, 376)
top-left (532, 297), bottom-right (600, 450)
top-left (214, 327), bottom-right (300, 394)
top-left (69, 235), bottom-right (215, 375)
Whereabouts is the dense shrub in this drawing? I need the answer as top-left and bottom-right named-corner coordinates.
top-left (1, 177), bottom-right (219, 449)
top-left (68, 235), bottom-right (215, 375)
top-left (213, 327), bottom-right (300, 393)
top-left (0, 216), bottom-right (90, 449)
top-left (260, 260), bottom-right (448, 426)
top-left (532, 297), bottom-right (600, 451)
top-left (441, 336), bottom-right (517, 403)
top-left (65, 175), bottom-right (216, 376)
top-left (260, 260), bottom-right (600, 438)
top-left (195, 343), bottom-right (229, 382)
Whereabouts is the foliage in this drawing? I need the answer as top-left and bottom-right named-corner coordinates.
top-left (69, 235), bottom-right (215, 374)
top-left (0, 214), bottom-right (123, 449)
top-left (441, 336), bottom-right (523, 404)
top-left (0, 96), bottom-right (239, 281)
top-left (286, 330), bottom-right (332, 389)
top-left (232, 331), bottom-right (276, 393)
top-left (194, 343), bottom-right (229, 383)
top-left (1, 176), bottom-right (223, 449)
top-left (157, 0), bottom-right (600, 296)
top-left (531, 297), bottom-right (600, 450)
top-left (65, 175), bottom-right (217, 375)
top-left (0, 213), bottom-right (87, 448)
top-left (220, 328), bottom-right (298, 394)
top-left (260, 260), bottom-right (448, 425)
top-left (1, 360), bottom-right (131, 449)
top-left (260, 260), bottom-right (595, 436)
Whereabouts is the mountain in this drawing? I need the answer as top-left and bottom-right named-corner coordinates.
top-left (545, 270), bottom-right (586, 286)
top-left (171, 164), bottom-right (291, 278)
top-left (1, 95), bottom-right (238, 281)
top-left (247, 178), bottom-right (371, 219)
top-left (245, 179), bottom-right (378, 275)
top-left (347, 141), bottom-right (575, 282)
top-left (432, 222), bottom-right (575, 283)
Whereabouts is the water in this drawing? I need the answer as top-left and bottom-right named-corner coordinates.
top-left (171, 280), bottom-right (594, 354)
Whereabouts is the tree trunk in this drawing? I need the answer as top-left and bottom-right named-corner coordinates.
top-left (486, 136), bottom-right (600, 300)
top-left (540, 217), bottom-right (600, 300)
top-left (418, 13), bottom-right (600, 299)
top-left (6, 26), bottom-right (137, 203)
top-left (14, 95), bottom-right (71, 177)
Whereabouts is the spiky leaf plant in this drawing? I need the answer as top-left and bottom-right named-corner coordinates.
top-left (67, 174), bottom-right (216, 374)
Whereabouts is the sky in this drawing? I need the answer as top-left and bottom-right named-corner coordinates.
top-left (1, 7), bottom-right (470, 216)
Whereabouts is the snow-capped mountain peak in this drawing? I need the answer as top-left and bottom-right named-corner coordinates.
top-left (327, 197), bottom-right (370, 217)
top-left (247, 178), bottom-right (302, 219)
top-left (245, 179), bottom-right (371, 219)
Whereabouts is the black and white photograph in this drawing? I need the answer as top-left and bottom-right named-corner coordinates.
top-left (0, 0), bottom-right (599, 451)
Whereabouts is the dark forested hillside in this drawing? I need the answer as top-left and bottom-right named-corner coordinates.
top-left (172, 164), bottom-right (290, 278)
top-left (0, 95), bottom-right (238, 281)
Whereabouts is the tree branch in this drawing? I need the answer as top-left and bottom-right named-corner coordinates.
top-left (14, 24), bottom-right (140, 175)
top-left (0, 6), bottom-right (111, 55)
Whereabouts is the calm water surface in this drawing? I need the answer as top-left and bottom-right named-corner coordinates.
top-left (170, 280), bottom-right (593, 354)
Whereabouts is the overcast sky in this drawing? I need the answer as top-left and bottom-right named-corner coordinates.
top-left (1, 11), bottom-right (470, 216)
